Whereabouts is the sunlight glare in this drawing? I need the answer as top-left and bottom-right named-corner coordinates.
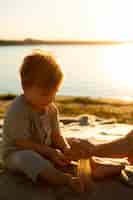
top-left (103, 44), bottom-right (133, 89)
top-left (122, 96), bottom-right (133, 102)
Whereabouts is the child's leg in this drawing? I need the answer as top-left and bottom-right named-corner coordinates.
top-left (38, 164), bottom-right (74, 185)
top-left (4, 150), bottom-right (81, 191)
top-left (38, 168), bottom-right (82, 192)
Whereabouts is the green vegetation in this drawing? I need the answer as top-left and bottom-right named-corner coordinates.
top-left (0, 94), bottom-right (133, 124)
top-left (55, 96), bottom-right (133, 124)
top-left (0, 93), bottom-right (16, 100)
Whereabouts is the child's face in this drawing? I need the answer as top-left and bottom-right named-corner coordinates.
top-left (24, 86), bottom-right (57, 111)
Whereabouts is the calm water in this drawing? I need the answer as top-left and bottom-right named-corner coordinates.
top-left (1, 44), bottom-right (133, 98)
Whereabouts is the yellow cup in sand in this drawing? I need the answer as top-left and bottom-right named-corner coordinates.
top-left (77, 159), bottom-right (94, 192)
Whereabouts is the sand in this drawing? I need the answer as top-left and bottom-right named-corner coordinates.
top-left (0, 118), bottom-right (133, 199)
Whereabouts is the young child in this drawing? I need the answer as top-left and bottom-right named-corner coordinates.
top-left (2, 50), bottom-right (81, 191)
top-left (3, 50), bottom-right (133, 190)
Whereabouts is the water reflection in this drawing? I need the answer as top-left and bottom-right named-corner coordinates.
top-left (103, 43), bottom-right (133, 89)
top-left (1, 44), bottom-right (133, 99)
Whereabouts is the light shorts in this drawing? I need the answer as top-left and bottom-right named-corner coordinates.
top-left (4, 150), bottom-right (53, 183)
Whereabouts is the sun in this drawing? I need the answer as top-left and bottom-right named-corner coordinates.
top-left (122, 96), bottom-right (133, 102)
top-left (103, 44), bottom-right (133, 89)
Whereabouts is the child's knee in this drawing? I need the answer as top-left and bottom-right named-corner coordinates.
top-left (5, 150), bottom-right (54, 183)
top-left (5, 150), bottom-right (43, 170)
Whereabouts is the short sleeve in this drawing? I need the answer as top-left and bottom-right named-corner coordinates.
top-left (50, 104), bottom-right (61, 134)
top-left (3, 107), bottom-right (31, 142)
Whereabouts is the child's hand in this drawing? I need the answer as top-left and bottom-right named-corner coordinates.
top-left (50, 149), bottom-right (71, 167)
top-left (63, 147), bottom-right (73, 159)
top-left (64, 141), bottom-right (95, 160)
top-left (63, 147), bottom-right (84, 160)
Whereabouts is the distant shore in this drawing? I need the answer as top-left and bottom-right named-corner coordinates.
top-left (0, 39), bottom-right (131, 46)
top-left (1, 93), bottom-right (133, 124)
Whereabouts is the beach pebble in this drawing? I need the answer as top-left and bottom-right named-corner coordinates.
top-left (78, 115), bottom-right (89, 126)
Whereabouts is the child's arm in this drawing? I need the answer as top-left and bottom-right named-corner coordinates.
top-left (15, 139), bottom-right (70, 166)
top-left (51, 130), bottom-right (71, 153)
top-left (15, 139), bottom-right (55, 158)
top-left (51, 104), bottom-right (71, 153)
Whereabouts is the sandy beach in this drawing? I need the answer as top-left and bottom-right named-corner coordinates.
top-left (0, 115), bottom-right (133, 199)
top-left (0, 95), bottom-right (133, 199)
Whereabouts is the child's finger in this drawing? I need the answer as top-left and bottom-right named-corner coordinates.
top-left (60, 154), bottom-right (71, 163)
top-left (57, 160), bottom-right (69, 166)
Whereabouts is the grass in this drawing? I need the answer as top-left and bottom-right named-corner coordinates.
top-left (1, 94), bottom-right (133, 124)
top-left (55, 96), bottom-right (133, 124)
top-left (0, 93), bottom-right (16, 100)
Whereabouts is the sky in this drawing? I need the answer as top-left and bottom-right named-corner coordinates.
top-left (1, 0), bottom-right (133, 40)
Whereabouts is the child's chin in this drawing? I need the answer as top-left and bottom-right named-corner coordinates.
top-left (40, 105), bottom-right (48, 111)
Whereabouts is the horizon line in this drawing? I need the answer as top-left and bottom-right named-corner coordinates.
top-left (0, 38), bottom-right (132, 45)
top-left (0, 37), bottom-right (132, 42)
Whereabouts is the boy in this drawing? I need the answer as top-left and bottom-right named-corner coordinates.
top-left (3, 50), bottom-right (133, 188)
top-left (2, 50), bottom-right (81, 191)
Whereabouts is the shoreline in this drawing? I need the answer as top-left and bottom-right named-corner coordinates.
top-left (0, 94), bottom-right (133, 124)
top-left (0, 39), bottom-right (130, 46)
top-left (0, 93), bottom-right (133, 103)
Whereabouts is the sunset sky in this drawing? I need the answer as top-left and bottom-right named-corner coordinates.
top-left (1, 0), bottom-right (133, 40)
